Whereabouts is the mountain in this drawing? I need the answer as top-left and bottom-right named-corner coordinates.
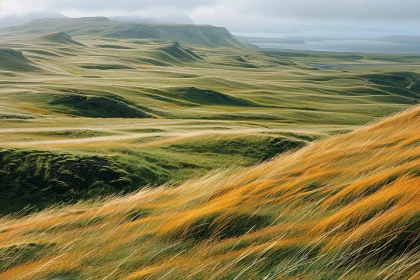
top-left (1, 17), bottom-right (247, 48)
top-left (0, 12), bottom-right (66, 29)
top-left (0, 106), bottom-right (418, 279)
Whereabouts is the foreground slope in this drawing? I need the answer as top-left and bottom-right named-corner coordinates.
top-left (0, 106), bottom-right (419, 279)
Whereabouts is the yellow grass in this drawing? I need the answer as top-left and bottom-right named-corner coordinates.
top-left (0, 106), bottom-right (419, 279)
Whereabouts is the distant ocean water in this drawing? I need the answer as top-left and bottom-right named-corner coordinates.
top-left (253, 40), bottom-right (420, 54)
top-left (234, 33), bottom-right (420, 54)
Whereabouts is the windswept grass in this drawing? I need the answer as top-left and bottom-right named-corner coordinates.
top-left (0, 19), bottom-right (419, 278)
top-left (0, 106), bottom-right (418, 279)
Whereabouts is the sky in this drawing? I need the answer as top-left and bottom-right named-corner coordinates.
top-left (0, 0), bottom-right (419, 36)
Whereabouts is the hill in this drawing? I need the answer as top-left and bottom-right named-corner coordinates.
top-left (0, 48), bottom-right (39, 72)
top-left (2, 17), bottom-right (247, 48)
top-left (39, 32), bottom-right (85, 46)
top-left (0, 106), bottom-right (418, 279)
top-left (154, 42), bottom-right (203, 63)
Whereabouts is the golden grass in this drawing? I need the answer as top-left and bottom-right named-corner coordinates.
top-left (0, 106), bottom-right (419, 279)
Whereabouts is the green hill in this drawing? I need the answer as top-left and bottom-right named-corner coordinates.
top-left (49, 94), bottom-right (153, 118)
top-left (40, 32), bottom-right (85, 46)
top-left (157, 42), bottom-right (203, 62)
top-left (0, 48), bottom-right (39, 72)
top-left (156, 25), bottom-right (245, 48)
top-left (2, 17), bottom-right (246, 48)
top-left (152, 87), bottom-right (257, 106)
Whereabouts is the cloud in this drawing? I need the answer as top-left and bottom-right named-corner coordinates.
top-left (0, 0), bottom-right (418, 31)
top-left (0, 0), bottom-right (218, 16)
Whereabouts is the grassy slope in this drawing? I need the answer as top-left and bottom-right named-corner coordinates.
top-left (39, 32), bottom-right (85, 46)
top-left (0, 106), bottom-right (418, 279)
top-left (0, 49), bottom-right (39, 72)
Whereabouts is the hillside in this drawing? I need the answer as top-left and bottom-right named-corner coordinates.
top-left (0, 106), bottom-right (418, 279)
top-left (1, 17), bottom-right (246, 48)
top-left (39, 32), bottom-right (85, 46)
top-left (0, 49), bottom-right (39, 72)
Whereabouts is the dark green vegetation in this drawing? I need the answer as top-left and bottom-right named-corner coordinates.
top-left (174, 212), bottom-right (272, 242)
top-left (0, 242), bottom-right (55, 273)
top-left (0, 132), bottom-right (307, 214)
top-left (168, 135), bottom-right (306, 161)
top-left (0, 17), bottom-right (419, 215)
top-left (0, 148), bottom-right (168, 214)
top-left (49, 95), bottom-right (152, 118)
top-left (152, 87), bottom-right (256, 106)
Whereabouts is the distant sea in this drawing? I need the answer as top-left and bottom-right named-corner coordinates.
top-left (234, 33), bottom-right (420, 54)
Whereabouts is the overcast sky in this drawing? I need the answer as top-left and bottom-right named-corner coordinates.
top-left (0, 0), bottom-right (419, 35)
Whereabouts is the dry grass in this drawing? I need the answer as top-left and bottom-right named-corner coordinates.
top-left (0, 106), bottom-right (419, 279)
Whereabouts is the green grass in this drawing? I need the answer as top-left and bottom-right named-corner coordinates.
top-left (0, 242), bottom-right (55, 273)
top-left (167, 134), bottom-right (306, 161)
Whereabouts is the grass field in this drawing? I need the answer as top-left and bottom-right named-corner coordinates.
top-left (0, 17), bottom-right (419, 278)
top-left (0, 23), bottom-right (419, 213)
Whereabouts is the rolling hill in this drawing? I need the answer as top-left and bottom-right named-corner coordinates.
top-left (1, 17), bottom-right (247, 48)
top-left (39, 32), bottom-right (85, 46)
top-left (0, 106), bottom-right (418, 279)
top-left (0, 49), bottom-right (40, 72)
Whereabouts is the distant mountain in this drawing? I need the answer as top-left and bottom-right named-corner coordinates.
top-left (0, 12), bottom-right (66, 29)
top-left (236, 35), bottom-right (308, 45)
top-left (379, 36), bottom-right (420, 45)
top-left (1, 17), bottom-right (247, 49)
top-left (112, 14), bottom-right (194, 25)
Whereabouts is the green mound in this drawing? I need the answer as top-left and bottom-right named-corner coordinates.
top-left (0, 146), bottom-right (208, 214)
top-left (360, 72), bottom-right (420, 100)
top-left (49, 94), bottom-right (153, 118)
top-left (134, 57), bottom-right (172, 67)
top-left (169, 135), bottom-right (307, 162)
top-left (0, 148), bottom-right (166, 214)
top-left (80, 64), bottom-right (135, 70)
top-left (97, 44), bottom-right (133, 49)
top-left (0, 49), bottom-right (39, 72)
top-left (362, 72), bottom-right (419, 90)
top-left (25, 49), bottom-right (61, 57)
top-left (158, 42), bottom-right (203, 62)
top-left (40, 32), bottom-right (85, 46)
top-left (165, 87), bottom-right (256, 106)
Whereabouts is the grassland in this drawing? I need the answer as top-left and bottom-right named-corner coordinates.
top-left (0, 105), bottom-right (418, 279)
top-left (0, 17), bottom-right (419, 279)
top-left (0, 20), bottom-right (419, 214)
